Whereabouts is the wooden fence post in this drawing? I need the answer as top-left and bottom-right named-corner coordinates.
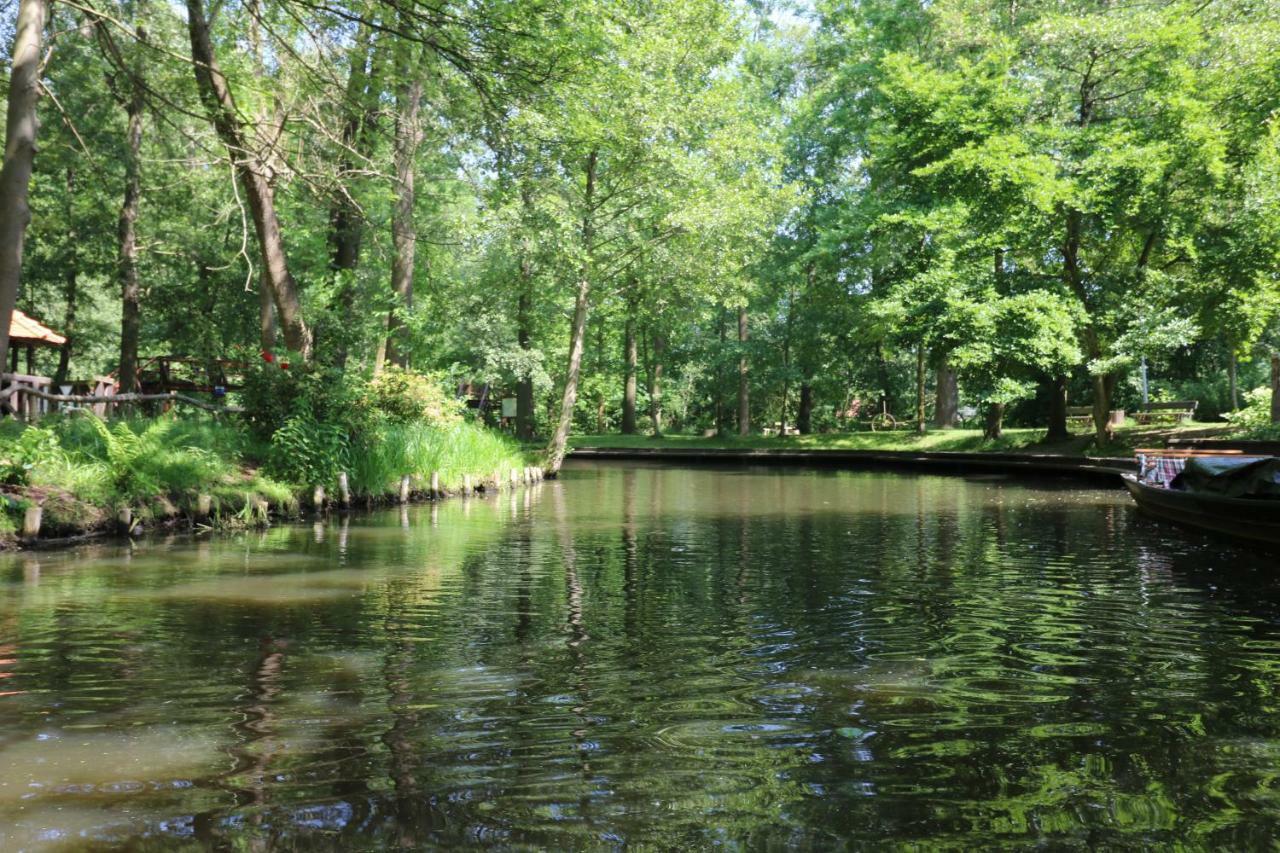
top-left (337, 472), bottom-right (351, 509)
top-left (430, 471), bottom-right (441, 499)
top-left (399, 475), bottom-right (411, 504)
top-left (22, 504), bottom-right (41, 539)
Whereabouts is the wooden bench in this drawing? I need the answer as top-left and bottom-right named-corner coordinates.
top-left (1067, 405), bottom-right (1093, 430)
top-left (1134, 401), bottom-right (1196, 425)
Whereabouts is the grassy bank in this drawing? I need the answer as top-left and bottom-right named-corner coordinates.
top-left (570, 421), bottom-right (1234, 458)
top-left (0, 413), bottom-right (528, 547)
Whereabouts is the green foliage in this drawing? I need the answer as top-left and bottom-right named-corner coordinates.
top-left (348, 420), bottom-right (526, 496)
top-left (1223, 387), bottom-right (1275, 432)
top-left (79, 417), bottom-right (228, 501)
top-left (0, 425), bottom-right (64, 486)
top-left (359, 366), bottom-right (463, 427)
top-left (267, 415), bottom-right (352, 488)
top-left (239, 360), bottom-right (362, 439)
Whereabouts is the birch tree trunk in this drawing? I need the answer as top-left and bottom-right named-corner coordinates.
top-left (0, 0), bottom-right (46, 374)
top-left (545, 149), bottom-right (597, 476)
top-left (185, 0), bottom-right (311, 359)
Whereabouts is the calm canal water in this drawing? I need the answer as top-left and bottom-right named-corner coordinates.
top-left (3, 461), bottom-right (1280, 848)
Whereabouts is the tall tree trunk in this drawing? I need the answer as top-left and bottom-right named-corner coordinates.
top-left (118, 88), bottom-right (144, 393)
top-left (514, 177), bottom-right (536, 440)
top-left (0, 0), bottom-right (46, 375)
top-left (325, 23), bottom-right (373, 366)
top-left (185, 0), bottom-right (310, 358)
top-left (55, 167), bottom-right (76, 387)
top-left (515, 277), bottom-right (535, 440)
top-left (545, 149), bottom-right (598, 476)
top-left (779, 285), bottom-right (796, 436)
top-left (1271, 354), bottom-right (1280, 424)
top-left (715, 308), bottom-right (727, 436)
top-left (797, 383), bottom-right (813, 434)
top-left (621, 298), bottom-right (637, 434)
top-left (915, 345), bottom-right (926, 434)
top-left (934, 359), bottom-right (958, 428)
top-left (384, 48), bottom-right (423, 369)
top-left (328, 23), bottom-right (377, 368)
top-left (649, 331), bottom-right (664, 436)
top-left (737, 305), bottom-right (749, 436)
top-left (984, 402), bottom-right (1005, 440)
top-left (259, 272), bottom-right (277, 351)
top-left (1045, 374), bottom-right (1069, 441)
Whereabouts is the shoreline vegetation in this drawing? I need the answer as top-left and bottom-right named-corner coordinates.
top-left (0, 367), bottom-right (533, 549)
top-left (0, 407), bottom-right (1254, 551)
top-left (569, 422), bottom-right (1237, 459)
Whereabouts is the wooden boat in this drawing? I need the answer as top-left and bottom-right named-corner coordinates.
top-left (1123, 447), bottom-right (1280, 545)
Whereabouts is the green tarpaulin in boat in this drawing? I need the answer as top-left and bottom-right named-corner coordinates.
top-left (1172, 456), bottom-right (1280, 498)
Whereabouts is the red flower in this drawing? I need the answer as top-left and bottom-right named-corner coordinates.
top-left (261, 351), bottom-right (274, 363)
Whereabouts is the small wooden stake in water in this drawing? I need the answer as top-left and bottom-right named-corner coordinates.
top-left (430, 471), bottom-right (441, 499)
top-left (338, 472), bottom-right (351, 508)
top-left (197, 494), bottom-right (213, 518)
top-left (463, 474), bottom-right (473, 495)
top-left (493, 470), bottom-right (502, 492)
top-left (400, 475), bottom-right (411, 504)
top-left (510, 468), bottom-right (519, 489)
top-left (22, 505), bottom-right (41, 539)
top-left (313, 485), bottom-right (325, 510)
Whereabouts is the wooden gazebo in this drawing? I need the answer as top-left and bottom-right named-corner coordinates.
top-left (8, 309), bottom-right (65, 364)
top-left (1, 310), bottom-right (65, 418)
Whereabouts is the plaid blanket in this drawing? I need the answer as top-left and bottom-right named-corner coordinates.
top-left (1137, 454), bottom-right (1187, 488)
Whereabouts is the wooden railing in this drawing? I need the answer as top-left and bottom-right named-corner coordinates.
top-left (0, 375), bottom-right (241, 419)
top-left (0, 373), bottom-right (53, 420)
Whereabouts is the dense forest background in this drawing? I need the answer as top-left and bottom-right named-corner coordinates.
top-left (2, 0), bottom-right (1280, 462)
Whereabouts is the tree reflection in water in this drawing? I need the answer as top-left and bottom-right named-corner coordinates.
top-left (1, 462), bottom-right (1279, 848)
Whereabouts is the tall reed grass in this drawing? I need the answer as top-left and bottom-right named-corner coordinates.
top-left (348, 420), bottom-right (528, 496)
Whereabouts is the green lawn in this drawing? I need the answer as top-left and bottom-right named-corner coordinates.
top-left (570, 421), bottom-right (1233, 458)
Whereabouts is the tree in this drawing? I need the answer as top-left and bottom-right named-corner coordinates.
top-left (185, 0), bottom-right (311, 359)
top-left (0, 0), bottom-right (47, 375)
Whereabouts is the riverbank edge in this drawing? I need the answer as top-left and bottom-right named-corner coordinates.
top-left (569, 446), bottom-right (1134, 483)
top-left (2, 465), bottom-right (544, 552)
